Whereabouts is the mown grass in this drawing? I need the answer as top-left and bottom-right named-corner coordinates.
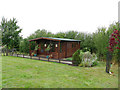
top-left (2, 56), bottom-right (118, 88)
top-left (65, 57), bottom-right (72, 61)
top-left (0, 56), bottom-right (2, 89)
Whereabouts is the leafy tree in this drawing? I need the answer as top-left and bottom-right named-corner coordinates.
top-left (19, 38), bottom-right (29, 53)
top-left (54, 32), bottom-right (66, 38)
top-left (34, 29), bottom-right (54, 38)
top-left (0, 30), bottom-right (1, 56)
top-left (47, 32), bottom-right (54, 37)
top-left (93, 27), bottom-right (109, 60)
top-left (93, 22), bottom-right (119, 61)
top-left (76, 32), bottom-right (96, 53)
top-left (83, 34), bottom-right (96, 53)
top-left (106, 27), bottom-right (120, 73)
top-left (0, 17), bottom-right (22, 55)
top-left (106, 22), bottom-right (120, 62)
top-left (65, 30), bottom-right (78, 39)
top-left (75, 32), bottom-right (85, 49)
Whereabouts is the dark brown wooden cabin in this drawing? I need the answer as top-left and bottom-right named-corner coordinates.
top-left (29, 37), bottom-right (81, 59)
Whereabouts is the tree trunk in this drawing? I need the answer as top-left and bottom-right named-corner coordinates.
top-left (118, 46), bottom-right (120, 67)
top-left (106, 51), bottom-right (112, 73)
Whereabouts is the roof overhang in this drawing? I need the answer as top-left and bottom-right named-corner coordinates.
top-left (29, 37), bottom-right (81, 42)
top-left (29, 37), bottom-right (61, 42)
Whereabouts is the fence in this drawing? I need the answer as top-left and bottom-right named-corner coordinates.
top-left (11, 54), bottom-right (73, 65)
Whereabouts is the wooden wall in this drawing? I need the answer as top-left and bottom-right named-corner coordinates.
top-left (59, 41), bottom-right (80, 59)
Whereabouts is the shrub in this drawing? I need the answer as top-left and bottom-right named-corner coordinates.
top-left (85, 62), bottom-right (90, 67)
top-left (79, 51), bottom-right (98, 67)
top-left (72, 49), bottom-right (82, 66)
top-left (80, 50), bottom-right (84, 59)
top-left (92, 53), bottom-right (96, 58)
top-left (91, 61), bottom-right (98, 67)
top-left (82, 47), bottom-right (90, 52)
top-left (83, 51), bottom-right (92, 59)
top-left (79, 62), bottom-right (84, 67)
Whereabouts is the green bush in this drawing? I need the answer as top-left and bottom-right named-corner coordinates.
top-left (83, 51), bottom-right (92, 59)
top-left (91, 61), bottom-right (98, 67)
top-left (79, 51), bottom-right (98, 67)
top-left (72, 49), bottom-right (82, 66)
top-left (82, 47), bottom-right (90, 52)
top-left (92, 53), bottom-right (96, 58)
top-left (80, 50), bottom-right (84, 59)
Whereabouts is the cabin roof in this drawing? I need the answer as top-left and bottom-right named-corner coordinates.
top-left (29, 37), bottom-right (81, 42)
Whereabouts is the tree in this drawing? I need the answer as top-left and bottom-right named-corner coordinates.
top-left (75, 32), bottom-right (85, 49)
top-left (107, 22), bottom-right (120, 62)
top-left (19, 38), bottom-right (29, 53)
top-left (0, 17), bottom-right (22, 55)
top-left (65, 30), bottom-right (78, 39)
top-left (0, 30), bottom-right (2, 46)
top-left (83, 34), bottom-right (96, 53)
top-left (34, 29), bottom-right (54, 38)
top-left (93, 27), bottom-right (109, 60)
top-left (54, 32), bottom-right (66, 38)
top-left (106, 28), bottom-right (120, 73)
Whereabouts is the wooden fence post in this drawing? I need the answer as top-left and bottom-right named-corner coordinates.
top-left (17, 54), bottom-right (18, 57)
top-left (72, 60), bottom-right (73, 65)
top-left (48, 58), bottom-right (49, 62)
top-left (39, 56), bottom-right (40, 60)
top-left (30, 56), bottom-right (32, 59)
top-left (59, 59), bottom-right (60, 63)
top-left (23, 54), bottom-right (24, 58)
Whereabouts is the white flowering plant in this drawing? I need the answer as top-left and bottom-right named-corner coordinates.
top-left (79, 51), bottom-right (98, 67)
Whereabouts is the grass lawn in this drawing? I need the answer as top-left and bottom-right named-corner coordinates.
top-left (65, 57), bottom-right (72, 61)
top-left (2, 56), bottom-right (118, 88)
top-left (0, 56), bottom-right (2, 89)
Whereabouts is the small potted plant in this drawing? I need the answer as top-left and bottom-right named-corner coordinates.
top-left (45, 44), bottom-right (51, 52)
top-left (31, 52), bottom-right (34, 56)
top-left (34, 45), bottom-right (39, 56)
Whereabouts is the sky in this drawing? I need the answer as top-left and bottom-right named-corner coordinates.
top-left (0, 0), bottom-right (119, 38)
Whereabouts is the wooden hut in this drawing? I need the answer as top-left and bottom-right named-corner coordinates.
top-left (29, 37), bottom-right (81, 59)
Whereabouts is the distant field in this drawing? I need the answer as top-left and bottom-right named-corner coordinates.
top-left (2, 56), bottom-right (118, 88)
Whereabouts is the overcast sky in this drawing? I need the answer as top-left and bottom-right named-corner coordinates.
top-left (0, 0), bottom-right (119, 38)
